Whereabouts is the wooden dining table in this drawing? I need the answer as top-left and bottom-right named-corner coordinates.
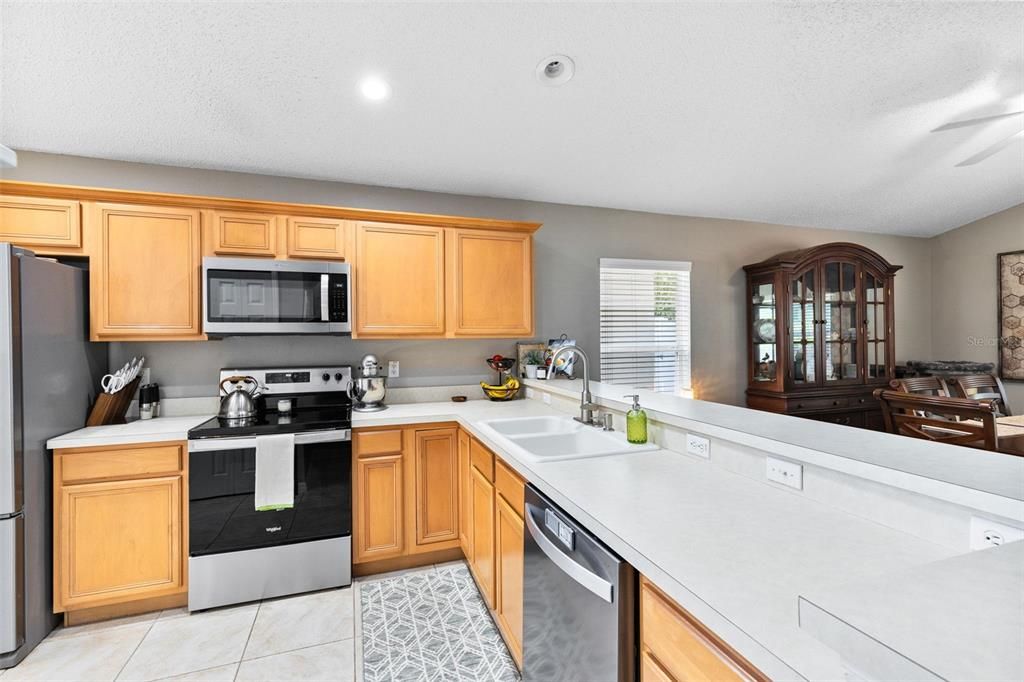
top-left (995, 416), bottom-right (1024, 455)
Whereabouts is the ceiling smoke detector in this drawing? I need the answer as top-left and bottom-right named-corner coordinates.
top-left (536, 55), bottom-right (575, 86)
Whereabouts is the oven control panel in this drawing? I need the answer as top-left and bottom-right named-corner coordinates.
top-left (219, 366), bottom-right (352, 394)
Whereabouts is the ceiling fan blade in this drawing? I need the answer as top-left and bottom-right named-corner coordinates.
top-left (932, 110), bottom-right (1024, 132)
top-left (955, 129), bottom-right (1024, 167)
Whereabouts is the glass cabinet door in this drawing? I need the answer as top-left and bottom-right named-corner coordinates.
top-left (821, 261), bottom-right (860, 383)
top-left (864, 270), bottom-right (889, 381)
top-left (751, 278), bottom-right (778, 384)
top-left (789, 267), bottom-right (817, 385)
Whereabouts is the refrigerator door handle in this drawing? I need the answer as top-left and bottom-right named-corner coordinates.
top-left (525, 503), bottom-right (613, 603)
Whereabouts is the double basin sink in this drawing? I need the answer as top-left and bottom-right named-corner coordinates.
top-left (478, 415), bottom-right (659, 462)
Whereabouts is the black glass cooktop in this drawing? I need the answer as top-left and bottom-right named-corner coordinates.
top-left (188, 407), bottom-right (351, 439)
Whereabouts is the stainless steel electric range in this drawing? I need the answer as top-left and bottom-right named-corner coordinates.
top-left (186, 366), bottom-right (352, 611)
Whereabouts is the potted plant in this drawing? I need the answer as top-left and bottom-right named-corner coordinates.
top-left (523, 350), bottom-right (545, 379)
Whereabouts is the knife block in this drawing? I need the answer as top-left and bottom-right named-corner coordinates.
top-left (85, 377), bottom-right (142, 427)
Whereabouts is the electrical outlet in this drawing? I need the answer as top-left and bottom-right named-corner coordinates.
top-left (970, 516), bottom-right (1024, 550)
top-left (686, 434), bottom-right (710, 459)
top-left (140, 368), bottom-right (151, 385)
top-left (542, 392), bottom-right (551, 405)
top-left (766, 457), bottom-right (803, 490)
top-left (525, 387), bottom-right (535, 399)
top-left (388, 361), bottom-right (400, 378)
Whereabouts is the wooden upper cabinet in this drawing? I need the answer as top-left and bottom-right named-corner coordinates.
top-left (205, 209), bottom-right (278, 257)
top-left (287, 216), bottom-right (347, 260)
top-left (0, 195), bottom-right (83, 253)
top-left (448, 229), bottom-right (533, 337)
top-left (87, 202), bottom-right (203, 340)
top-left (412, 428), bottom-right (459, 548)
top-left (354, 222), bottom-right (446, 337)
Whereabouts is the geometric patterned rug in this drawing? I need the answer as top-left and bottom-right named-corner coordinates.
top-left (360, 562), bottom-right (520, 681)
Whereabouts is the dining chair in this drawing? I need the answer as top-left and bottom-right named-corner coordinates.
top-left (874, 389), bottom-right (1000, 451)
top-left (889, 376), bottom-right (951, 398)
top-left (947, 374), bottom-right (1013, 416)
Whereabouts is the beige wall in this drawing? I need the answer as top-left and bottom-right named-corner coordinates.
top-left (2, 152), bottom-right (934, 405)
top-left (931, 203), bottom-right (1024, 410)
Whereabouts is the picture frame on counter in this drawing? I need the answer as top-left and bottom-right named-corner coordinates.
top-left (516, 342), bottom-right (547, 379)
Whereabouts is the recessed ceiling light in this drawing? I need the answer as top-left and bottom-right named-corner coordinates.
top-left (536, 55), bottom-right (575, 86)
top-left (359, 76), bottom-right (391, 101)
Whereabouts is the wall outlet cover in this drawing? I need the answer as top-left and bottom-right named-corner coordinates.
top-left (766, 457), bottom-right (803, 490)
top-left (388, 360), bottom-right (400, 378)
top-left (685, 434), bottom-right (710, 459)
top-left (525, 387), bottom-right (535, 399)
top-left (970, 516), bottom-right (1024, 550)
top-left (542, 392), bottom-right (551, 405)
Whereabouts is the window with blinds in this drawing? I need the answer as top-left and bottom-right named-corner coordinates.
top-left (599, 258), bottom-right (692, 394)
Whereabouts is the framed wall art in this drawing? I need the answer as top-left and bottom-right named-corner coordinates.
top-left (997, 250), bottom-right (1024, 381)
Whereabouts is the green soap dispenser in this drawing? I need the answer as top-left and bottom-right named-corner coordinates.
top-left (623, 394), bottom-right (648, 444)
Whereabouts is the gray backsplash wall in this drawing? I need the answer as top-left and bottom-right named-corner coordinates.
top-left (5, 152), bottom-right (934, 404)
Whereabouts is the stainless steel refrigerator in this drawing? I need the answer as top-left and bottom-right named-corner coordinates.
top-left (0, 244), bottom-right (106, 668)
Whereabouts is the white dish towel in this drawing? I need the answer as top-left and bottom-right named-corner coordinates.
top-left (254, 433), bottom-right (295, 511)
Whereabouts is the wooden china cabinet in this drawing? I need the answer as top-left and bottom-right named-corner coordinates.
top-left (743, 243), bottom-right (901, 430)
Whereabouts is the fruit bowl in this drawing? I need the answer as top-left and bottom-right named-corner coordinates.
top-left (485, 356), bottom-right (517, 374)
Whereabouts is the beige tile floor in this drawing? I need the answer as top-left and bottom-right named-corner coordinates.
top-left (0, 562), bottom-right (436, 682)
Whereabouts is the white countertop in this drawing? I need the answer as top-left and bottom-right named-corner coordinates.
top-left (799, 542), bottom-right (1024, 681)
top-left (47, 415), bottom-right (212, 449)
top-left (44, 398), bottom-right (1022, 680)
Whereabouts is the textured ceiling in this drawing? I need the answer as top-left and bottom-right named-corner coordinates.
top-left (1, 1), bottom-right (1022, 236)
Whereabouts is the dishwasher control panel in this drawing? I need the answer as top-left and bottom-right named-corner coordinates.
top-left (545, 508), bottom-right (575, 551)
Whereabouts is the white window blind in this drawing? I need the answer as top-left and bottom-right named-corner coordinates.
top-left (599, 258), bottom-right (692, 394)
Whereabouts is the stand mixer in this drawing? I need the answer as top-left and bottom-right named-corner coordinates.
top-left (349, 354), bottom-right (388, 412)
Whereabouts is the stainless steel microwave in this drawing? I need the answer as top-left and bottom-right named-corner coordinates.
top-left (202, 257), bottom-right (351, 336)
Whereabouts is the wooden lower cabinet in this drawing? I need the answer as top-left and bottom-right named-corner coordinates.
top-left (469, 465), bottom-right (496, 608)
top-left (640, 577), bottom-right (767, 682)
top-left (354, 453), bottom-right (405, 562)
top-left (462, 436), bottom-right (525, 667)
top-left (495, 492), bottom-right (524, 666)
top-left (458, 430), bottom-right (472, 561)
top-left (53, 442), bottom-right (187, 614)
top-left (413, 428), bottom-right (459, 547)
top-left (353, 425), bottom-right (460, 566)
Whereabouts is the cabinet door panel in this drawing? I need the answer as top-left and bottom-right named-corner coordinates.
top-left (458, 430), bottom-right (472, 559)
top-left (89, 202), bottom-right (202, 339)
top-left (354, 222), bottom-right (445, 336)
top-left (448, 229), bottom-right (532, 337)
top-left (0, 195), bottom-right (82, 250)
top-left (287, 216), bottom-right (347, 260)
top-left (641, 578), bottom-right (766, 682)
top-left (354, 454), bottom-right (404, 562)
top-left (495, 495), bottom-right (524, 666)
top-left (470, 466), bottom-right (495, 609)
top-left (414, 428), bottom-right (459, 546)
top-left (58, 476), bottom-right (183, 609)
top-left (207, 210), bottom-right (277, 256)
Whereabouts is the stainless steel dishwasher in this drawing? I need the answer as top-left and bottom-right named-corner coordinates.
top-left (522, 484), bottom-right (636, 682)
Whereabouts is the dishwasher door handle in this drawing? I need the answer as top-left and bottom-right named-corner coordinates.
top-left (525, 505), bottom-right (613, 603)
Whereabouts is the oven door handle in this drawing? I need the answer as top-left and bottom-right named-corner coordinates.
top-left (189, 428), bottom-right (351, 452)
top-left (320, 274), bottom-right (330, 322)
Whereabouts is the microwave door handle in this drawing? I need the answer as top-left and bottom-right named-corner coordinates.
top-left (320, 274), bottom-right (330, 322)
